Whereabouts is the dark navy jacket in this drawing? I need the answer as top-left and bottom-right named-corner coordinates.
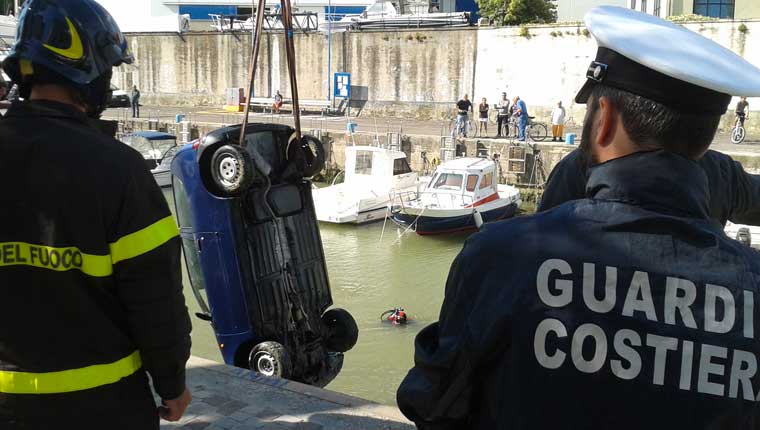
top-left (397, 151), bottom-right (760, 429)
top-left (539, 148), bottom-right (760, 225)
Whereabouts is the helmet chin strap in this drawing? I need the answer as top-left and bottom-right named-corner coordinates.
top-left (80, 70), bottom-right (113, 119)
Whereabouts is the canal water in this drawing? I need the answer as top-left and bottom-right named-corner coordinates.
top-left (164, 188), bottom-right (532, 405)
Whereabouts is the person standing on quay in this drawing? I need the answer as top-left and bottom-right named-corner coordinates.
top-left (551, 100), bottom-right (566, 141)
top-left (495, 92), bottom-right (510, 137)
top-left (478, 97), bottom-right (489, 136)
top-left (397, 6), bottom-right (760, 429)
top-left (514, 95), bottom-right (528, 141)
top-left (0, 1), bottom-right (192, 429)
top-left (454, 94), bottom-right (473, 138)
top-left (131, 84), bottom-right (141, 118)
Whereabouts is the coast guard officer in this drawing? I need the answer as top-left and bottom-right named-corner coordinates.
top-left (397, 6), bottom-right (760, 429)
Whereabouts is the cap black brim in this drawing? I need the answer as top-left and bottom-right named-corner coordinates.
top-left (575, 79), bottom-right (596, 104)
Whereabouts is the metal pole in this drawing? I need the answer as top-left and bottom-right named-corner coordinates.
top-left (327, 0), bottom-right (332, 103)
top-left (14, 0), bottom-right (19, 16)
top-left (238, 0), bottom-right (267, 146)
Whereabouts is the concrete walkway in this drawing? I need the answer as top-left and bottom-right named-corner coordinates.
top-left (159, 356), bottom-right (414, 430)
top-left (104, 104), bottom-right (760, 153)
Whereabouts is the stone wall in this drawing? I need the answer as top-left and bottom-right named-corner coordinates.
top-left (114, 19), bottom-right (760, 132)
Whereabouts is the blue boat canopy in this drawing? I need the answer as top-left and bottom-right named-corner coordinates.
top-left (128, 131), bottom-right (177, 141)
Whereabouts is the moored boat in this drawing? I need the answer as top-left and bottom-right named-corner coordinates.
top-left (121, 131), bottom-right (178, 188)
top-left (390, 157), bottom-right (520, 235)
top-left (313, 145), bottom-right (418, 224)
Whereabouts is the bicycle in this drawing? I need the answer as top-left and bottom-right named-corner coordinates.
top-left (510, 116), bottom-right (548, 142)
top-left (449, 114), bottom-right (474, 138)
top-left (731, 114), bottom-right (748, 144)
top-left (527, 117), bottom-right (548, 142)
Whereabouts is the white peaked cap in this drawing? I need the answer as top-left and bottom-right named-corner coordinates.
top-left (575, 6), bottom-right (760, 114)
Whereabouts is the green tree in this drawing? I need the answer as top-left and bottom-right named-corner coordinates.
top-left (476, 0), bottom-right (556, 26)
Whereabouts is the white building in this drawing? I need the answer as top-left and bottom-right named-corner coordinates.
top-left (557, 0), bottom-right (759, 22)
top-left (95, 0), bottom-right (375, 33)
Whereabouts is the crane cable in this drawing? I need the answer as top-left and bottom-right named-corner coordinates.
top-left (238, 0), bottom-right (303, 147)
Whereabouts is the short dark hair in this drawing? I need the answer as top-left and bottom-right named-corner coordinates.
top-left (588, 85), bottom-right (721, 160)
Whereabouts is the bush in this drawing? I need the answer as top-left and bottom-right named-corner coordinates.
top-left (519, 25), bottom-right (531, 38)
top-left (667, 14), bottom-right (718, 23)
top-left (739, 23), bottom-right (749, 33)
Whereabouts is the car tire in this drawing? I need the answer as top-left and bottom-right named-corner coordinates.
top-left (287, 134), bottom-right (326, 178)
top-left (208, 144), bottom-right (256, 197)
top-left (322, 308), bottom-right (359, 353)
top-left (249, 341), bottom-right (291, 378)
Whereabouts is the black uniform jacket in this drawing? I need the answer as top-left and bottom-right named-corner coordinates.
top-left (539, 148), bottom-right (760, 225)
top-left (0, 101), bottom-right (191, 428)
top-left (397, 151), bottom-right (760, 429)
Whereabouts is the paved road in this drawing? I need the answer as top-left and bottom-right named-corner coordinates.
top-left (104, 105), bottom-right (760, 154)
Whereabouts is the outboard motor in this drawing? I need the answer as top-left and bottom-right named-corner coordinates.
top-left (171, 123), bottom-right (358, 387)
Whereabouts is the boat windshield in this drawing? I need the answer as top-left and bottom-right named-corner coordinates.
top-left (123, 136), bottom-right (177, 160)
top-left (432, 172), bottom-right (463, 191)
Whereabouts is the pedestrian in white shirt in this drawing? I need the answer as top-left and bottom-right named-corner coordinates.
top-left (551, 101), bottom-right (566, 142)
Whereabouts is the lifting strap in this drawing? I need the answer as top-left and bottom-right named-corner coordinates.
top-left (239, 0), bottom-right (303, 147)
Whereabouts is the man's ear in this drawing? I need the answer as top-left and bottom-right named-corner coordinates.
top-left (594, 96), bottom-right (617, 148)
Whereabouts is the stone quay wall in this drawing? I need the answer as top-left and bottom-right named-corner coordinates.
top-left (114, 19), bottom-right (760, 134)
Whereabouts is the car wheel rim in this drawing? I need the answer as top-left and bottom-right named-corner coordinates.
top-left (256, 353), bottom-right (276, 376)
top-left (218, 155), bottom-right (240, 185)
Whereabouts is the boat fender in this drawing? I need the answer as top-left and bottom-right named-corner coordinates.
top-left (473, 210), bottom-right (484, 230)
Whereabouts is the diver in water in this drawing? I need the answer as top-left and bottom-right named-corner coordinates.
top-left (381, 308), bottom-right (409, 325)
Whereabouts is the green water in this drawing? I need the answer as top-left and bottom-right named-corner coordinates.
top-left (164, 188), bottom-right (533, 405)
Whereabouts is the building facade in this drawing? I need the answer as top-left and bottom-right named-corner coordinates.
top-left (557, 0), bottom-right (760, 22)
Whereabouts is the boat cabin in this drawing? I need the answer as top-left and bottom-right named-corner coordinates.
top-left (343, 145), bottom-right (416, 191)
top-left (121, 131), bottom-right (178, 170)
top-left (421, 157), bottom-right (497, 208)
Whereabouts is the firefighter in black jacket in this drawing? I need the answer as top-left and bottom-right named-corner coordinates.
top-left (0, 1), bottom-right (192, 429)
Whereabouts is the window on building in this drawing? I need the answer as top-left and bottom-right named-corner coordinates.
top-left (630, 0), bottom-right (636, 8)
top-left (355, 151), bottom-right (373, 175)
top-left (654, 0), bottom-right (661, 16)
top-left (693, 0), bottom-right (735, 18)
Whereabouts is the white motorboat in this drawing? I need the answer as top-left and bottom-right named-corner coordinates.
top-left (313, 145), bottom-right (418, 224)
top-left (0, 15), bottom-right (15, 40)
top-left (390, 157), bottom-right (521, 235)
top-left (120, 131), bottom-right (178, 188)
top-left (152, 146), bottom-right (179, 188)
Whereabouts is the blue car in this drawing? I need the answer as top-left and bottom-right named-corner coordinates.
top-left (171, 123), bottom-right (358, 387)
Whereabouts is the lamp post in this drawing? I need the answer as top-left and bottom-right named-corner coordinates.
top-left (327, 0), bottom-right (332, 105)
